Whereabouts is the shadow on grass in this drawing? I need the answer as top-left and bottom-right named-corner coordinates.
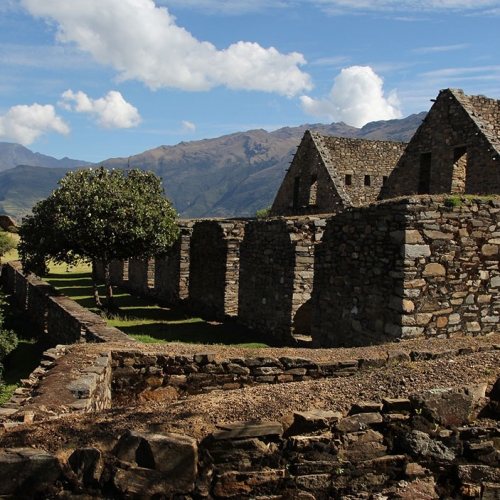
top-left (121, 320), bottom-right (263, 346)
top-left (45, 271), bottom-right (277, 347)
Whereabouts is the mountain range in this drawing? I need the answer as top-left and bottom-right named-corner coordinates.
top-left (0, 112), bottom-right (426, 222)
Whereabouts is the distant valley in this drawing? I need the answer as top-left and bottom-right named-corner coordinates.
top-left (0, 113), bottom-right (425, 222)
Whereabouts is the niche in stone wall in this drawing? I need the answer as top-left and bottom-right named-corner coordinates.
top-left (293, 177), bottom-right (300, 208)
top-left (418, 153), bottom-right (432, 194)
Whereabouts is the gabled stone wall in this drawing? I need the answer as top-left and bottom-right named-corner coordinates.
top-left (381, 89), bottom-right (500, 200)
top-left (271, 131), bottom-right (406, 216)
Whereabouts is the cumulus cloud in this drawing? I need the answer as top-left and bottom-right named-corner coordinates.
top-left (60, 90), bottom-right (142, 129)
top-left (21, 0), bottom-right (312, 96)
top-left (300, 66), bottom-right (402, 127)
top-left (0, 103), bottom-right (70, 146)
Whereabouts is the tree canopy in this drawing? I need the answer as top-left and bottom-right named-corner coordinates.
top-left (19, 167), bottom-right (180, 306)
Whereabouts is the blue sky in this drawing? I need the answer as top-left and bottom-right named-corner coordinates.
top-left (1, 0), bottom-right (500, 163)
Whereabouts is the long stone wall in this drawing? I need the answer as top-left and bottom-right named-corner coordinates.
top-left (100, 197), bottom-right (500, 348)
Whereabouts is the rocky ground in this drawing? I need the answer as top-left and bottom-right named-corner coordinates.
top-left (1, 333), bottom-right (500, 458)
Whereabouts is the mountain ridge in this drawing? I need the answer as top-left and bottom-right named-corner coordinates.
top-left (0, 112), bottom-right (426, 222)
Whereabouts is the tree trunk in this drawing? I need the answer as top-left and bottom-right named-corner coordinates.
top-left (104, 261), bottom-right (114, 308)
top-left (91, 259), bottom-right (102, 308)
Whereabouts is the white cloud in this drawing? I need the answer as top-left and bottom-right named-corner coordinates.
top-left (181, 120), bottom-right (196, 133)
top-left (60, 90), bottom-right (142, 129)
top-left (413, 44), bottom-right (470, 54)
top-left (300, 66), bottom-right (402, 127)
top-left (0, 103), bottom-right (70, 146)
top-left (21, 0), bottom-right (312, 97)
top-left (309, 0), bottom-right (500, 14)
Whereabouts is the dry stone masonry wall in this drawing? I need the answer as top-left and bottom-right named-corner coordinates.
top-left (381, 89), bottom-right (500, 200)
top-left (312, 196), bottom-right (500, 347)
top-left (154, 220), bottom-right (194, 304)
top-left (188, 219), bottom-right (247, 319)
top-left (238, 217), bottom-right (325, 344)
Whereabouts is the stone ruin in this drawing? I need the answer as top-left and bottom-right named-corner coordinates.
top-left (1, 264), bottom-right (500, 498)
top-left (1, 88), bottom-right (500, 497)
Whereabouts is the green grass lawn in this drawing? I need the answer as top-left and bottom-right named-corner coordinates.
top-left (44, 263), bottom-right (269, 347)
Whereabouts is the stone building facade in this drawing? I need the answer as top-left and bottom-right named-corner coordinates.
top-left (270, 131), bottom-right (407, 216)
top-left (381, 88), bottom-right (500, 199)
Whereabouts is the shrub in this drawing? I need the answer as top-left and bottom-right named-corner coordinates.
top-left (255, 206), bottom-right (272, 219)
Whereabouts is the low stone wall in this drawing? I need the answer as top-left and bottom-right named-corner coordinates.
top-left (0, 346), bottom-right (113, 425)
top-left (1, 261), bottom-right (133, 345)
top-left (111, 343), bottom-right (499, 402)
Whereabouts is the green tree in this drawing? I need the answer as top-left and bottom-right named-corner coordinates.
top-left (19, 167), bottom-right (179, 307)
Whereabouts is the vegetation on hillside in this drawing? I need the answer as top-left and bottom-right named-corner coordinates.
top-left (19, 168), bottom-right (179, 307)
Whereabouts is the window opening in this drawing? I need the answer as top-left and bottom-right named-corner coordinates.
top-left (345, 174), bottom-right (352, 186)
top-left (364, 175), bottom-right (371, 187)
top-left (452, 146), bottom-right (467, 194)
top-left (309, 174), bottom-right (318, 205)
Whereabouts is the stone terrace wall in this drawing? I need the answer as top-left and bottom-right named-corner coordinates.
top-left (238, 218), bottom-right (325, 344)
top-left (189, 220), bottom-right (247, 319)
top-left (154, 220), bottom-right (194, 304)
top-left (312, 196), bottom-right (500, 347)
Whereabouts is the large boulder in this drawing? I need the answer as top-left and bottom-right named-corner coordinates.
top-left (410, 384), bottom-right (488, 427)
top-left (112, 430), bottom-right (198, 495)
top-left (0, 447), bottom-right (61, 498)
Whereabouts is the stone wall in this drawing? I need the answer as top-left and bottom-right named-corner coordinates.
top-left (312, 196), bottom-right (500, 347)
top-left (238, 218), bottom-right (325, 344)
top-left (126, 257), bottom-right (154, 296)
top-left (188, 220), bottom-right (247, 319)
top-left (322, 135), bottom-right (406, 206)
top-left (3, 342), bottom-right (500, 498)
top-left (1, 262), bottom-right (132, 346)
top-left (154, 220), bottom-right (194, 304)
